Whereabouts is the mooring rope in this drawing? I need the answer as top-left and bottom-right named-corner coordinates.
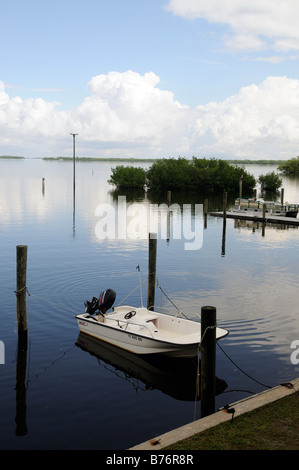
top-left (216, 341), bottom-right (272, 389)
top-left (13, 286), bottom-right (77, 388)
top-left (116, 275), bottom-right (149, 306)
top-left (26, 343), bottom-right (76, 387)
top-left (20, 288), bottom-right (81, 315)
top-left (156, 279), bottom-right (188, 319)
top-left (155, 280), bottom-right (276, 392)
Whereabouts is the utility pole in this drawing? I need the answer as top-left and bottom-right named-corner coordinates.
top-left (70, 133), bottom-right (78, 193)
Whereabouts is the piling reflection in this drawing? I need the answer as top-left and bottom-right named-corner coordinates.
top-left (222, 213), bottom-right (226, 256)
top-left (233, 217), bottom-right (299, 232)
top-left (75, 332), bottom-right (227, 402)
top-left (15, 339), bottom-right (28, 436)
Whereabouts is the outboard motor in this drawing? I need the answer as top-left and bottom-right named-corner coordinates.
top-left (85, 289), bottom-right (116, 315)
top-left (84, 297), bottom-right (99, 315)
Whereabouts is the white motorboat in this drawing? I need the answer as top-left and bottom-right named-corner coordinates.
top-left (75, 289), bottom-right (229, 358)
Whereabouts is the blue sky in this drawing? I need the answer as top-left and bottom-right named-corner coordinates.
top-left (1, 0), bottom-right (299, 159)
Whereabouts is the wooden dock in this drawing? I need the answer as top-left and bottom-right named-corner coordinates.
top-left (210, 210), bottom-right (299, 226)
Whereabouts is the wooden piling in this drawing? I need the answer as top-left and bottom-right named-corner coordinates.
top-left (239, 176), bottom-right (243, 199)
top-left (201, 306), bottom-right (216, 418)
top-left (147, 233), bottom-right (157, 310)
top-left (221, 193), bottom-right (227, 256)
top-left (223, 192), bottom-right (227, 220)
top-left (203, 198), bottom-right (208, 216)
top-left (262, 203), bottom-right (267, 237)
top-left (16, 245), bottom-right (28, 347)
top-left (262, 203), bottom-right (266, 219)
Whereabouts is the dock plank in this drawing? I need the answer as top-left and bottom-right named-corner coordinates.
top-left (210, 211), bottom-right (299, 226)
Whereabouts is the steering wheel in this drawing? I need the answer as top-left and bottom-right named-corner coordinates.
top-left (124, 310), bottom-right (136, 319)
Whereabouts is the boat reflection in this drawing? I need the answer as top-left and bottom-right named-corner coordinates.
top-left (75, 332), bottom-right (227, 401)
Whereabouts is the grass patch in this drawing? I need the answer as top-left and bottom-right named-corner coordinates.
top-left (166, 392), bottom-right (299, 450)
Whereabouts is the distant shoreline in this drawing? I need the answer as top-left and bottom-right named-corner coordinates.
top-left (0, 155), bottom-right (285, 164)
top-left (0, 155), bottom-right (25, 159)
top-left (42, 156), bottom-right (157, 162)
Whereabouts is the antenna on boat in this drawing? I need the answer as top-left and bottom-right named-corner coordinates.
top-left (136, 265), bottom-right (143, 307)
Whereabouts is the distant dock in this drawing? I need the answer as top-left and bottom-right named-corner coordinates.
top-left (211, 210), bottom-right (299, 226)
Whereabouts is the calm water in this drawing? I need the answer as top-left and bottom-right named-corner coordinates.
top-left (1, 159), bottom-right (299, 449)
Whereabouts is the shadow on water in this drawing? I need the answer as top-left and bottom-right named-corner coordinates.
top-left (75, 332), bottom-right (227, 402)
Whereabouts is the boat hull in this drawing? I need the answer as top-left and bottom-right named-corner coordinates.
top-left (285, 210), bottom-right (298, 218)
top-left (76, 316), bottom-right (200, 357)
top-left (76, 307), bottom-right (228, 358)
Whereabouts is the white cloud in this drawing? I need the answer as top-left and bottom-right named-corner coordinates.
top-left (189, 76), bottom-right (299, 158)
top-left (165, 0), bottom-right (299, 52)
top-left (0, 95), bottom-right (67, 136)
top-left (0, 72), bottom-right (299, 159)
top-left (253, 55), bottom-right (299, 64)
top-left (70, 70), bottom-right (190, 153)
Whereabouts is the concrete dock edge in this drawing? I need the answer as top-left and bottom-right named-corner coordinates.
top-left (130, 378), bottom-right (299, 450)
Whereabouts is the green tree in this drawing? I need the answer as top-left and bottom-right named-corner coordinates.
top-left (108, 165), bottom-right (147, 190)
top-left (278, 157), bottom-right (299, 175)
top-left (258, 171), bottom-right (282, 192)
top-left (145, 158), bottom-right (256, 194)
top-left (108, 158), bottom-right (256, 194)
top-left (190, 158), bottom-right (256, 193)
top-left (146, 158), bottom-right (194, 190)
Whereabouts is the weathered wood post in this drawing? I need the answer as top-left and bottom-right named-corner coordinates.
top-left (223, 191), bottom-right (227, 220)
top-left (281, 188), bottom-right (284, 205)
top-left (239, 176), bottom-right (243, 199)
top-left (16, 245), bottom-right (28, 347)
top-left (262, 203), bottom-right (267, 237)
top-left (147, 233), bottom-right (157, 310)
top-left (262, 203), bottom-right (267, 219)
top-left (201, 306), bottom-right (216, 418)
